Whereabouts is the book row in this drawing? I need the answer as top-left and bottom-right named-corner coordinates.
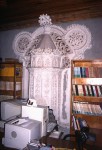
top-left (73, 102), bottom-right (102, 116)
top-left (0, 81), bottom-right (21, 91)
top-left (72, 115), bottom-right (96, 142)
top-left (73, 67), bottom-right (102, 78)
top-left (73, 84), bottom-right (102, 97)
top-left (0, 95), bottom-right (13, 101)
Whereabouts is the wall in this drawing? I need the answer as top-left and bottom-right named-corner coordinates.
top-left (0, 18), bottom-right (102, 60)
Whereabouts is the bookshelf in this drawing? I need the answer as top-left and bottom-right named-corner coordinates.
top-left (0, 62), bottom-right (22, 100)
top-left (71, 59), bottom-right (102, 148)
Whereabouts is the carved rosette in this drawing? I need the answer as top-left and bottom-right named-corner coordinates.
top-left (13, 32), bottom-right (32, 56)
top-left (65, 24), bottom-right (92, 59)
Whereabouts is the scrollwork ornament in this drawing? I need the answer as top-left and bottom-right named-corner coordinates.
top-left (51, 33), bottom-right (72, 55)
top-left (61, 56), bottom-right (70, 68)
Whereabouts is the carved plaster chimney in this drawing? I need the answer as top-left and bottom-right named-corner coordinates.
top-left (13, 14), bottom-right (92, 127)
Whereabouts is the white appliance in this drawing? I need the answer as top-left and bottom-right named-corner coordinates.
top-left (0, 100), bottom-right (22, 121)
top-left (2, 118), bottom-right (41, 149)
top-left (22, 105), bottom-right (48, 137)
top-left (0, 99), bottom-right (27, 128)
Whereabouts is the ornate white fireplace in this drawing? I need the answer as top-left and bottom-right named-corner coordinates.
top-left (13, 14), bottom-right (92, 127)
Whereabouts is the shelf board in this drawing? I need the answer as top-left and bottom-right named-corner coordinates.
top-left (73, 78), bottom-right (102, 85)
top-left (73, 96), bottom-right (102, 102)
top-left (72, 60), bottom-right (102, 67)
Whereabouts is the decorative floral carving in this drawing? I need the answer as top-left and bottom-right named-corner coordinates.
top-left (29, 35), bottom-right (41, 51)
top-left (18, 37), bottom-right (29, 51)
top-left (19, 55), bottom-right (31, 67)
top-left (61, 56), bottom-right (70, 68)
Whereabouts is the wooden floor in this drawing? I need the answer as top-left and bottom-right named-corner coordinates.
top-left (1, 129), bottom-right (102, 150)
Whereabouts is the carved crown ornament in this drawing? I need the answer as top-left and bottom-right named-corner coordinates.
top-left (13, 14), bottom-right (92, 68)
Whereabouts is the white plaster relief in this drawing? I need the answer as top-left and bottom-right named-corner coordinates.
top-left (33, 72), bottom-right (42, 101)
top-left (60, 69), bottom-right (70, 126)
top-left (51, 70), bottom-right (60, 119)
top-left (64, 68), bottom-right (71, 127)
top-left (42, 70), bottom-right (52, 106)
top-left (52, 56), bottom-right (60, 68)
top-left (28, 70), bottom-right (34, 99)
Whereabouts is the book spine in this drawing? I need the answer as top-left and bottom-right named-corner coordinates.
top-left (84, 85), bottom-right (88, 96)
top-left (85, 102), bottom-right (89, 114)
top-left (73, 84), bottom-right (76, 96)
top-left (99, 85), bottom-right (102, 95)
top-left (77, 67), bottom-right (81, 78)
top-left (82, 67), bottom-right (86, 78)
top-left (74, 67), bottom-right (78, 78)
top-left (78, 84), bottom-right (83, 96)
top-left (80, 102), bottom-right (84, 114)
top-left (82, 85), bottom-right (86, 96)
top-left (73, 102), bottom-right (76, 113)
top-left (80, 67), bottom-right (83, 77)
top-left (95, 104), bottom-right (101, 115)
top-left (97, 85), bottom-right (102, 97)
top-left (88, 103), bottom-right (93, 115)
top-left (87, 85), bottom-right (91, 96)
top-left (75, 85), bottom-right (79, 96)
top-left (90, 85), bottom-right (95, 96)
top-left (95, 85), bottom-right (99, 97)
top-left (76, 118), bottom-right (80, 131)
top-left (92, 85), bottom-right (97, 97)
top-left (85, 67), bottom-right (89, 77)
top-left (88, 85), bottom-right (93, 96)
top-left (74, 102), bottom-right (78, 113)
top-left (86, 103), bottom-right (91, 115)
top-left (72, 115), bottom-right (78, 130)
top-left (77, 102), bottom-right (81, 114)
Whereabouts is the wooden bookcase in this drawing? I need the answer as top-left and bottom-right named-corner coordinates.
top-left (70, 59), bottom-right (102, 148)
top-left (0, 62), bottom-right (22, 100)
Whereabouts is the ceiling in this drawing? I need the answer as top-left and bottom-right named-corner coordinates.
top-left (0, 0), bottom-right (102, 31)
